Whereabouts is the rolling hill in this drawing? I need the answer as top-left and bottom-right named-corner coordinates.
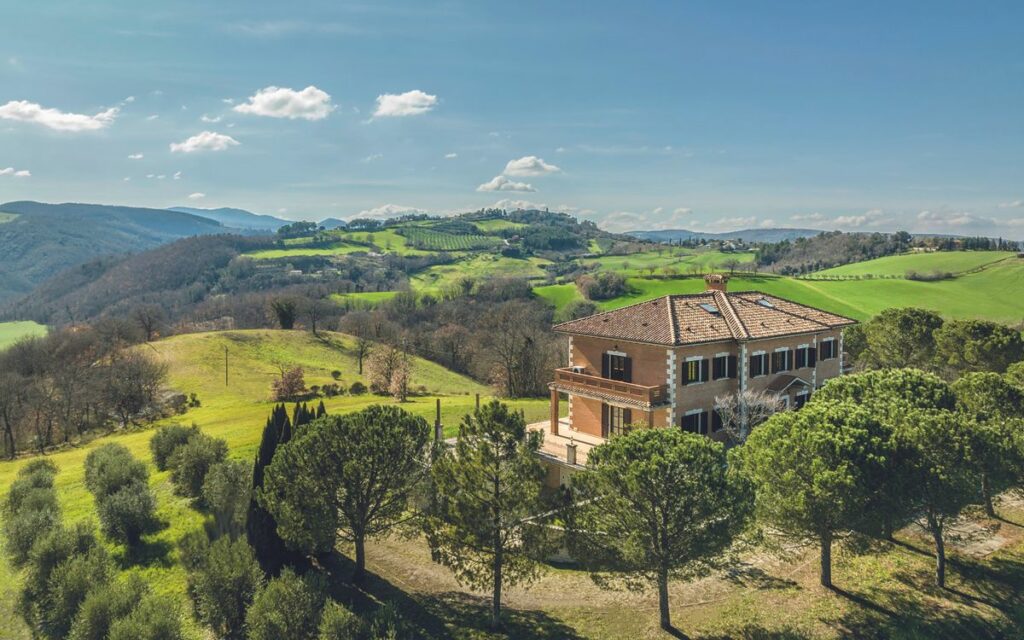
top-left (169, 206), bottom-right (289, 231)
top-left (0, 201), bottom-right (242, 304)
top-left (627, 227), bottom-right (822, 243)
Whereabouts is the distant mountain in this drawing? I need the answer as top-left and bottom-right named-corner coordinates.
top-left (169, 206), bottom-right (288, 231)
top-left (628, 228), bottom-right (823, 243)
top-left (0, 201), bottom-right (232, 304)
top-left (319, 217), bottom-right (349, 230)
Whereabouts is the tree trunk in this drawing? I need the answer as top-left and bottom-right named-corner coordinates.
top-left (929, 517), bottom-right (946, 588)
top-left (820, 530), bottom-right (833, 589)
top-left (658, 565), bottom-right (671, 631)
top-left (492, 549), bottom-right (503, 629)
top-left (353, 533), bottom-right (366, 583)
top-left (981, 473), bottom-right (996, 518)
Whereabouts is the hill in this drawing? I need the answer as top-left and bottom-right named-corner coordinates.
top-left (319, 217), bottom-right (349, 229)
top-left (628, 227), bottom-right (821, 243)
top-left (0, 321), bottom-right (46, 350)
top-left (170, 206), bottom-right (289, 231)
top-left (0, 201), bottom-right (237, 304)
top-left (814, 250), bottom-right (1016, 278)
top-left (0, 328), bottom-right (553, 640)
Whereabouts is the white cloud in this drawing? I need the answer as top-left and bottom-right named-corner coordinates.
top-left (503, 155), bottom-right (561, 177)
top-left (170, 131), bottom-right (240, 153)
top-left (361, 153), bottom-right (383, 163)
top-left (0, 100), bottom-right (118, 132)
top-left (444, 152), bottom-right (458, 159)
top-left (173, 171), bottom-right (182, 180)
top-left (123, 177), bottom-right (131, 182)
top-left (555, 146), bottom-right (566, 153)
top-left (157, 174), bottom-right (166, 180)
top-left (234, 85), bottom-right (334, 121)
top-left (790, 212), bottom-right (826, 222)
top-left (759, 219), bottom-right (777, 228)
top-left (187, 192), bottom-right (205, 200)
top-left (600, 211), bottom-right (646, 232)
top-left (373, 90), bottom-right (437, 117)
top-left (674, 207), bottom-right (693, 216)
top-left (834, 209), bottom-right (885, 228)
top-left (652, 207), bottom-right (664, 215)
top-left (128, 153), bottom-right (144, 160)
top-left (477, 175), bottom-right (536, 192)
top-left (145, 114), bottom-right (160, 121)
top-left (0, 167), bottom-right (30, 178)
top-left (200, 114), bottom-right (222, 123)
top-left (123, 96), bottom-right (135, 104)
top-left (486, 199), bottom-right (593, 217)
top-left (710, 216), bottom-right (759, 230)
top-left (916, 210), bottom-right (992, 227)
top-left (353, 204), bottom-right (427, 220)
top-left (998, 200), bottom-right (1022, 208)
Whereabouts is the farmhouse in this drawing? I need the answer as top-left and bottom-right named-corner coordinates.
top-left (534, 274), bottom-right (857, 486)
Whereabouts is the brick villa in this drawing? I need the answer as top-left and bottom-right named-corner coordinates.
top-left (534, 274), bottom-right (857, 486)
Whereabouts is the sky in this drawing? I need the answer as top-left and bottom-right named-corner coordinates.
top-left (1, 1), bottom-right (1022, 236)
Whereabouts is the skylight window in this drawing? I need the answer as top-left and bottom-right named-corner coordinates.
top-left (757, 298), bottom-right (775, 308)
top-left (699, 303), bottom-right (719, 315)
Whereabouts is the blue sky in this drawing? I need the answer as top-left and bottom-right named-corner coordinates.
top-left (1, 1), bottom-right (1022, 236)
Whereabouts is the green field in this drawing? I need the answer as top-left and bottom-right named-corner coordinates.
top-left (0, 212), bottom-right (18, 224)
top-left (338, 229), bottom-right (435, 256)
top-left (0, 321), bottom-right (47, 350)
top-left (245, 241), bottom-right (369, 260)
top-left (816, 250), bottom-right (1016, 277)
top-left (411, 255), bottom-right (551, 293)
top-left (0, 329), bottom-right (555, 639)
top-left (330, 290), bottom-right (400, 307)
top-left (533, 283), bottom-right (582, 311)
top-left (581, 249), bottom-right (754, 277)
top-left (471, 218), bottom-right (527, 232)
top-left (400, 227), bottom-right (503, 251)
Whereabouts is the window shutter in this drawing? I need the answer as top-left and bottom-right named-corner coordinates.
top-left (602, 353), bottom-right (610, 378)
top-left (728, 355), bottom-right (738, 378)
top-left (680, 361), bottom-right (690, 385)
top-left (749, 355), bottom-right (757, 377)
top-left (809, 347), bottom-right (817, 367)
top-left (623, 357), bottom-right (633, 383)
top-left (601, 403), bottom-right (609, 438)
top-left (700, 359), bottom-right (709, 382)
top-left (623, 408), bottom-right (632, 426)
top-left (701, 410), bottom-right (710, 434)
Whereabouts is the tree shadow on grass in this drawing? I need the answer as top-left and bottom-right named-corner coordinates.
top-left (722, 563), bottom-right (800, 591)
top-left (115, 538), bottom-right (174, 570)
top-left (316, 550), bottom-right (586, 639)
top-left (697, 627), bottom-right (812, 640)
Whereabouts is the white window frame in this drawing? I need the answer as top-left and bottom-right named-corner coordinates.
top-left (684, 355), bottom-right (705, 386)
top-left (712, 352), bottom-right (731, 380)
top-left (750, 350), bottom-right (767, 378)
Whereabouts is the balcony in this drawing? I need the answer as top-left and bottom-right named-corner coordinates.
top-left (550, 367), bottom-right (669, 409)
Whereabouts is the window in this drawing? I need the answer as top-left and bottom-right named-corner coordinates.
top-left (749, 352), bottom-right (767, 377)
top-left (602, 404), bottom-right (632, 438)
top-left (681, 410), bottom-right (708, 434)
top-left (602, 352), bottom-right (632, 382)
top-left (711, 408), bottom-right (724, 433)
top-left (771, 349), bottom-right (792, 374)
top-left (795, 346), bottom-right (809, 369)
top-left (712, 354), bottom-right (737, 380)
top-left (818, 339), bottom-right (837, 361)
top-left (682, 357), bottom-right (709, 384)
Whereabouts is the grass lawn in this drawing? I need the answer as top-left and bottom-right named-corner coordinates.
top-left (594, 261), bottom-right (1024, 324)
top-left (244, 241), bottom-right (369, 260)
top-left (816, 251), bottom-right (1017, 277)
top-left (411, 255), bottom-right (551, 293)
top-left (582, 249), bottom-right (754, 277)
top-left (472, 219), bottom-right (527, 232)
top-left (0, 329), bottom-right (555, 640)
top-left (331, 290), bottom-right (400, 307)
top-left (534, 284), bottom-right (584, 313)
top-left (339, 229), bottom-right (436, 256)
top-left (0, 320), bottom-right (47, 350)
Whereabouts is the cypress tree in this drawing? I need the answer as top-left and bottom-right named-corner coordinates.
top-left (316, 400), bottom-right (326, 418)
top-left (246, 405), bottom-right (292, 573)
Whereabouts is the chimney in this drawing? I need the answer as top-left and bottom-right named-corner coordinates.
top-left (704, 273), bottom-right (729, 293)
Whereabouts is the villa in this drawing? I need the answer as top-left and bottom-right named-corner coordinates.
top-left (534, 274), bottom-right (857, 486)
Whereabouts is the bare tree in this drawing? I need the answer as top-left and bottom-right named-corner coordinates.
top-left (713, 389), bottom-right (786, 445)
top-left (133, 304), bottom-right (166, 342)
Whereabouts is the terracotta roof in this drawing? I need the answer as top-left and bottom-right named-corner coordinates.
top-left (553, 290), bottom-right (856, 346)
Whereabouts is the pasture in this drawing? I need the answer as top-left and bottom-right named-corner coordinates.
top-left (472, 218), bottom-right (527, 232)
top-left (0, 320), bottom-right (46, 350)
top-left (410, 255), bottom-right (551, 293)
top-left (0, 329), bottom-right (554, 639)
top-left (815, 250), bottom-right (1016, 277)
top-left (244, 241), bottom-right (368, 260)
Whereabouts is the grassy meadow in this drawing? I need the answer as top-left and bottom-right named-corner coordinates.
top-left (816, 250), bottom-right (1017, 277)
top-left (0, 320), bottom-right (47, 350)
top-left (0, 329), bottom-right (554, 640)
top-left (410, 255), bottom-right (551, 293)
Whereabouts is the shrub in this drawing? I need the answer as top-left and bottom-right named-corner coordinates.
top-left (576, 271), bottom-right (628, 301)
top-left (84, 444), bottom-right (148, 500)
top-left (3, 461), bottom-right (61, 567)
top-left (368, 602), bottom-right (414, 640)
top-left (245, 569), bottom-right (326, 640)
top-left (317, 601), bottom-right (363, 640)
top-left (150, 423), bottom-right (200, 470)
top-left (41, 548), bottom-right (113, 639)
top-left (349, 381), bottom-right (367, 395)
top-left (330, 370), bottom-right (342, 380)
top-left (170, 434), bottom-right (228, 500)
top-left (182, 534), bottom-right (264, 639)
top-left (202, 459), bottom-right (251, 540)
top-left (97, 482), bottom-right (157, 546)
top-left (68, 575), bottom-right (148, 640)
top-left (107, 594), bottom-right (187, 640)
top-left (272, 367), bottom-right (308, 401)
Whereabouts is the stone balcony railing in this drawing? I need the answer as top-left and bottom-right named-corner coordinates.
top-left (551, 367), bottom-right (669, 409)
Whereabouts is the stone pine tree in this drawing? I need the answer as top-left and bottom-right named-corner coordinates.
top-left (735, 401), bottom-right (888, 590)
top-left (895, 410), bottom-right (977, 588)
top-left (569, 428), bottom-right (751, 632)
top-left (246, 404), bottom-right (293, 573)
top-left (952, 372), bottom-right (1024, 516)
top-left (260, 405), bottom-right (430, 582)
top-left (422, 400), bottom-right (556, 629)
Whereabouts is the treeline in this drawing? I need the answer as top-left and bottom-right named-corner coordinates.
top-left (0, 321), bottom-right (168, 458)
